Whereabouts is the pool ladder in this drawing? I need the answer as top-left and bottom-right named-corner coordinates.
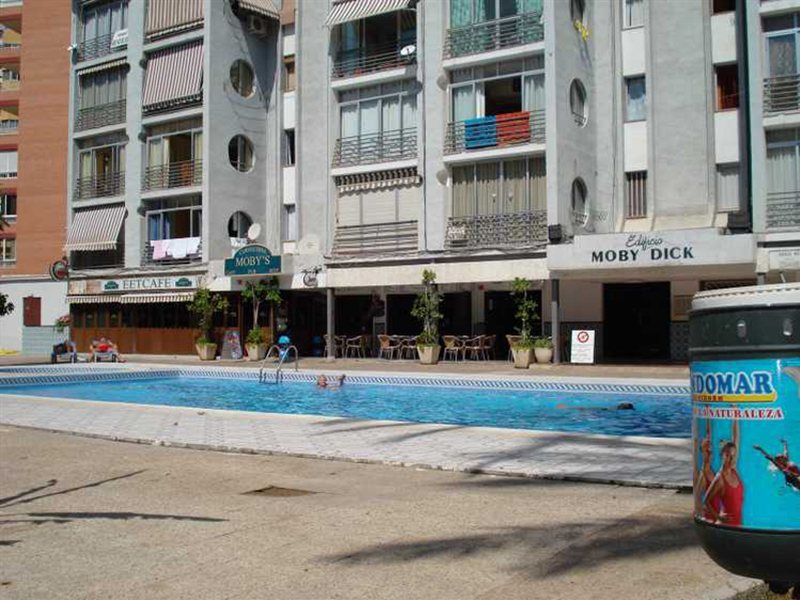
top-left (259, 344), bottom-right (299, 383)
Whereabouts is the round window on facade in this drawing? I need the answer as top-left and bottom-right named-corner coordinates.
top-left (571, 178), bottom-right (588, 227)
top-left (228, 211), bottom-right (253, 238)
top-left (228, 135), bottom-right (254, 172)
top-left (230, 60), bottom-right (255, 98)
top-left (569, 79), bottom-right (587, 126)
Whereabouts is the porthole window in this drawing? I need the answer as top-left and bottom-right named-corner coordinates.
top-left (569, 79), bottom-right (587, 126)
top-left (230, 60), bottom-right (255, 98)
top-left (228, 135), bottom-right (254, 173)
top-left (571, 178), bottom-right (588, 226)
top-left (228, 211), bottom-right (252, 238)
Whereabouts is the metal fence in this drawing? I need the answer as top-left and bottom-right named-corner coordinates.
top-left (77, 33), bottom-right (126, 62)
top-left (142, 160), bottom-right (202, 191)
top-left (766, 191), bottom-right (800, 230)
top-left (445, 211), bottom-right (547, 250)
top-left (333, 128), bottom-right (417, 168)
top-left (444, 110), bottom-right (545, 155)
top-left (332, 39), bottom-right (416, 79)
top-left (74, 171), bottom-right (125, 200)
top-left (763, 75), bottom-right (800, 114)
top-left (75, 100), bottom-right (126, 132)
top-left (444, 11), bottom-right (544, 59)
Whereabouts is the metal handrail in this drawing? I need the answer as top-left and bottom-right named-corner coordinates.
top-left (142, 159), bottom-right (203, 191)
top-left (259, 344), bottom-right (299, 383)
top-left (766, 191), bottom-right (800, 230)
top-left (444, 11), bottom-right (544, 59)
top-left (77, 32), bottom-right (126, 62)
top-left (332, 39), bottom-right (417, 79)
top-left (446, 210), bottom-right (547, 250)
top-left (444, 110), bottom-right (545, 154)
top-left (75, 171), bottom-right (125, 200)
top-left (75, 99), bottom-right (126, 132)
top-left (763, 74), bottom-right (800, 114)
top-left (333, 128), bottom-right (417, 168)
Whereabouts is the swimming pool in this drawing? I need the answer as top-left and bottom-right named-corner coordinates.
top-left (0, 373), bottom-right (691, 438)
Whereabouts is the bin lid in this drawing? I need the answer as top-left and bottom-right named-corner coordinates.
top-left (692, 283), bottom-right (800, 312)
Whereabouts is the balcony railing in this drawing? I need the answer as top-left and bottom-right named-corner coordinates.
top-left (74, 171), bottom-right (125, 200)
top-left (332, 39), bottom-right (417, 79)
top-left (766, 191), bottom-right (800, 230)
top-left (332, 220), bottom-right (418, 257)
top-left (142, 159), bottom-right (202, 191)
top-left (444, 110), bottom-right (545, 155)
top-left (0, 120), bottom-right (18, 134)
top-left (763, 74), bottom-right (800, 114)
top-left (75, 100), bottom-right (126, 132)
top-left (444, 11), bottom-right (544, 60)
top-left (77, 32), bottom-right (126, 62)
top-left (142, 237), bottom-right (202, 266)
top-left (333, 128), bottom-right (417, 168)
top-left (0, 79), bottom-right (20, 92)
top-left (445, 210), bottom-right (547, 250)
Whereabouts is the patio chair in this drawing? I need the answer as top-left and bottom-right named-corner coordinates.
top-left (345, 335), bottom-right (366, 358)
top-left (399, 335), bottom-right (418, 359)
top-left (463, 335), bottom-right (485, 360)
top-left (323, 334), bottom-right (345, 358)
top-left (378, 334), bottom-right (401, 360)
top-left (51, 341), bottom-right (78, 364)
top-left (482, 334), bottom-right (496, 360)
top-left (442, 335), bottom-right (463, 361)
top-left (506, 335), bottom-right (522, 362)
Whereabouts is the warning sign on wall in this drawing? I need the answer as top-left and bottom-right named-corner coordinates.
top-left (570, 330), bottom-right (595, 364)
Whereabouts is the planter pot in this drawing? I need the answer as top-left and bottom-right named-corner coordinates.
top-left (246, 343), bottom-right (268, 361)
top-left (417, 344), bottom-right (441, 365)
top-left (196, 343), bottom-right (217, 361)
top-left (511, 347), bottom-right (533, 369)
top-left (534, 347), bottom-right (553, 364)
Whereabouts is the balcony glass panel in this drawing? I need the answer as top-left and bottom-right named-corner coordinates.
top-left (445, 0), bottom-right (543, 59)
top-left (332, 10), bottom-right (417, 79)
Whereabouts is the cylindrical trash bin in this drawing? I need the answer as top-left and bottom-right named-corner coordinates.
top-left (690, 283), bottom-right (800, 586)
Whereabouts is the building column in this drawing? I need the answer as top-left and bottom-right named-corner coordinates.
top-left (551, 279), bottom-right (560, 365)
top-left (757, 272), bottom-right (766, 286)
top-left (326, 287), bottom-right (335, 362)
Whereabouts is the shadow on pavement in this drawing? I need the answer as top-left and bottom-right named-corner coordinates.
top-left (0, 471), bottom-right (146, 509)
top-left (24, 512), bottom-right (227, 522)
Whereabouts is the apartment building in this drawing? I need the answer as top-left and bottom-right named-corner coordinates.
top-left (0, 0), bottom-right (71, 353)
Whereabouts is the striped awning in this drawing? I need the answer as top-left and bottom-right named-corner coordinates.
top-left (232, 0), bottom-right (280, 20)
top-left (77, 58), bottom-right (128, 77)
top-left (68, 292), bottom-right (195, 304)
top-left (64, 205), bottom-right (126, 252)
top-left (146, 0), bottom-right (204, 37)
top-left (325, 0), bottom-right (414, 27)
top-left (335, 167), bottom-right (421, 193)
top-left (142, 41), bottom-right (203, 111)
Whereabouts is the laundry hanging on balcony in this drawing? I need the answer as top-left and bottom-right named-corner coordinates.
top-left (142, 40), bottom-right (204, 113)
top-left (64, 205), bottom-right (126, 252)
top-left (496, 112), bottom-right (531, 146)
top-left (325, 0), bottom-right (415, 27)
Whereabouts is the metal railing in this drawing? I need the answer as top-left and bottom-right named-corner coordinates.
top-left (142, 159), bottom-right (202, 191)
top-left (444, 11), bottom-right (544, 59)
top-left (0, 80), bottom-right (20, 92)
top-left (332, 220), bottom-right (418, 257)
top-left (445, 210), bottom-right (547, 250)
top-left (763, 74), bottom-right (800, 114)
top-left (77, 32), bottom-right (126, 62)
top-left (332, 39), bottom-right (417, 79)
top-left (141, 237), bottom-right (203, 266)
top-left (0, 42), bottom-right (20, 49)
top-left (75, 171), bottom-right (125, 200)
top-left (75, 99), bottom-right (126, 132)
top-left (0, 120), bottom-right (18, 133)
top-left (766, 191), bottom-right (800, 230)
top-left (333, 128), bottom-right (417, 168)
top-left (444, 110), bottom-right (545, 155)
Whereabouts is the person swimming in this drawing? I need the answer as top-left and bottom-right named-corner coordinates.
top-left (316, 374), bottom-right (346, 389)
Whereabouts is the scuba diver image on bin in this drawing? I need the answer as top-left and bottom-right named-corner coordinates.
top-left (754, 440), bottom-right (800, 492)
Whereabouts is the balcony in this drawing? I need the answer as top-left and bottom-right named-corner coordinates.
top-left (75, 172), bottom-right (125, 200)
top-left (0, 120), bottom-right (17, 134)
top-left (763, 75), bottom-right (800, 115)
top-left (142, 160), bottom-right (202, 192)
top-left (142, 236), bottom-right (202, 266)
top-left (333, 128), bottom-right (417, 169)
top-left (332, 220), bottom-right (417, 257)
top-left (332, 40), bottom-right (416, 80)
top-left (445, 211), bottom-right (547, 250)
top-left (77, 32), bottom-right (127, 62)
top-left (766, 191), bottom-right (800, 230)
top-left (444, 110), bottom-right (545, 156)
top-left (75, 100), bottom-right (126, 132)
top-left (443, 12), bottom-right (544, 61)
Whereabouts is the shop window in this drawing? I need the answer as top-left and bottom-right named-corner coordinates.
top-left (569, 79), bottom-right (587, 126)
top-left (712, 0), bottom-right (735, 14)
top-left (85, 309), bottom-right (96, 328)
top-left (109, 306), bottom-right (120, 328)
top-left (71, 309), bottom-right (84, 328)
top-left (283, 57), bottom-right (296, 92)
top-left (625, 76), bottom-right (646, 121)
top-left (230, 60), bottom-right (255, 98)
top-left (97, 307), bottom-right (107, 328)
top-left (715, 64), bottom-right (739, 110)
top-left (228, 211), bottom-right (252, 238)
top-left (228, 135), bottom-right (254, 172)
top-left (625, 171), bottom-right (647, 218)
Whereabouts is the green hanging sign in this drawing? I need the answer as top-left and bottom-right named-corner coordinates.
top-left (224, 244), bottom-right (282, 276)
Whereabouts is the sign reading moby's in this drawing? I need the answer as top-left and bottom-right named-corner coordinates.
top-left (224, 244), bottom-right (281, 276)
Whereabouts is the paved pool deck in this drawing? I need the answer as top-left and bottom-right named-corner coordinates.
top-left (0, 361), bottom-right (692, 489)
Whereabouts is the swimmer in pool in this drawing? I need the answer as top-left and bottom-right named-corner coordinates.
top-left (316, 374), bottom-right (346, 389)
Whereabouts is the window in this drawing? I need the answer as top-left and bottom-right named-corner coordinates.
top-left (78, 144), bottom-right (126, 197)
top-left (79, 66), bottom-right (127, 109)
top-left (0, 150), bottom-right (17, 178)
top-left (228, 135), bottom-right (254, 172)
top-left (451, 157), bottom-right (546, 217)
top-left (715, 64), bottom-right (739, 110)
top-left (623, 0), bottom-right (643, 28)
top-left (449, 0), bottom-right (543, 28)
top-left (0, 194), bottom-right (16, 221)
top-left (228, 211), bottom-right (252, 238)
top-left (283, 57), bottom-right (296, 92)
top-left (0, 238), bottom-right (15, 264)
top-left (712, 0), bottom-right (735, 14)
top-left (569, 79), bottom-right (587, 126)
top-left (571, 178), bottom-right (588, 226)
top-left (764, 14), bottom-right (800, 78)
top-left (145, 125), bottom-right (202, 188)
top-left (79, 0), bottom-right (128, 59)
top-left (716, 164), bottom-right (741, 212)
top-left (283, 129), bottom-right (295, 167)
top-left (625, 76), bottom-right (646, 121)
top-left (145, 196), bottom-right (202, 242)
top-left (282, 205), bottom-right (297, 241)
top-left (340, 82), bottom-right (417, 138)
top-left (230, 60), bottom-right (255, 98)
top-left (625, 171), bottom-right (647, 218)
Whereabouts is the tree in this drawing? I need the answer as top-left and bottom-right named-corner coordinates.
top-left (187, 288), bottom-right (229, 345)
top-left (0, 292), bottom-right (13, 317)
top-left (241, 277), bottom-right (281, 345)
top-left (511, 277), bottom-right (539, 349)
top-left (410, 269), bottom-right (443, 346)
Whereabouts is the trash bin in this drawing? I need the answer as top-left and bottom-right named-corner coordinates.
top-left (690, 283), bottom-right (800, 588)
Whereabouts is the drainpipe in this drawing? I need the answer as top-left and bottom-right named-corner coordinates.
top-left (551, 278), bottom-right (560, 365)
top-left (326, 287), bottom-right (335, 361)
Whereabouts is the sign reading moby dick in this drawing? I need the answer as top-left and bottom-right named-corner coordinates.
top-left (224, 244), bottom-right (281, 276)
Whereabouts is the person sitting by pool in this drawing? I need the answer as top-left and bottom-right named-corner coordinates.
top-left (51, 339), bottom-right (77, 363)
top-left (89, 337), bottom-right (125, 362)
top-left (316, 374), bottom-right (346, 389)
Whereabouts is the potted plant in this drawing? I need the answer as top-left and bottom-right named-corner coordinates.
top-left (411, 269), bottom-right (443, 365)
top-left (510, 277), bottom-right (539, 369)
top-left (54, 314), bottom-right (71, 334)
top-left (533, 336), bottom-right (554, 364)
top-left (241, 277), bottom-right (281, 361)
top-left (187, 288), bottom-right (229, 360)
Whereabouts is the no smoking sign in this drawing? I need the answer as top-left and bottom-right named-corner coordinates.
top-left (571, 330), bottom-right (595, 364)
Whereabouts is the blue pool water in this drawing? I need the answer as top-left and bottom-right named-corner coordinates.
top-left (0, 377), bottom-right (691, 438)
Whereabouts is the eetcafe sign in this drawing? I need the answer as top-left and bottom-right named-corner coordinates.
top-left (547, 229), bottom-right (755, 271)
top-left (103, 276), bottom-right (198, 292)
top-left (224, 244), bottom-right (281, 276)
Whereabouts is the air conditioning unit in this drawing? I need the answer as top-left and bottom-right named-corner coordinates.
top-left (247, 15), bottom-right (268, 38)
